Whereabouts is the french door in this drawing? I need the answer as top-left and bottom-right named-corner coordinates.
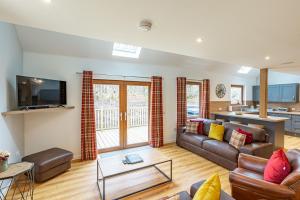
top-left (93, 80), bottom-right (150, 152)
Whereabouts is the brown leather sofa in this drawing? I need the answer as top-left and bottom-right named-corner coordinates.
top-left (229, 150), bottom-right (300, 200)
top-left (162, 180), bottom-right (234, 200)
top-left (176, 119), bottom-right (273, 170)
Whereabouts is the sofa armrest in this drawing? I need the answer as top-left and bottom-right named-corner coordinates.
top-left (265, 133), bottom-right (270, 142)
top-left (230, 171), bottom-right (295, 199)
top-left (237, 153), bottom-right (268, 174)
top-left (239, 142), bottom-right (273, 159)
top-left (176, 126), bottom-right (186, 144)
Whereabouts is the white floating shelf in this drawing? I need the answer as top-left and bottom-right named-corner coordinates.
top-left (1, 106), bottom-right (75, 117)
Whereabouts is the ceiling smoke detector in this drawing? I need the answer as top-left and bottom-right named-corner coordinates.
top-left (138, 20), bottom-right (152, 32)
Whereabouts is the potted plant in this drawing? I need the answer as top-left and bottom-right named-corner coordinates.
top-left (0, 151), bottom-right (10, 173)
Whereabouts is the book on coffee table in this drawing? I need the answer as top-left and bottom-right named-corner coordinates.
top-left (122, 154), bottom-right (143, 164)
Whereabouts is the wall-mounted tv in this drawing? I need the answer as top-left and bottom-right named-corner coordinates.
top-left (17, 75), bottom-right (67, 108)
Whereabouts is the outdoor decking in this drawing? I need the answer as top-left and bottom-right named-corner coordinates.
top-left (97, 126), bottom-right (148, 149)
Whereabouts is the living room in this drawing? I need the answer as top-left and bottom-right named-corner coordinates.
top-left (1, 1), bottom-right (300, 200)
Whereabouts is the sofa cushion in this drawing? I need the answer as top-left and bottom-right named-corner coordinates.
top-left (192, 173), bottom-right (221, 200)
top-left (208, 123), bottom-right (225, 141)
top-left (264, 149), bottom-right (291, 184)
top-left (190, 180), bottom-right (234, 200)
top-left (237, 128), bottom-right (253, 144)
top-left (203, 140), bottom-right (239, 162)
top-left (180, 133), bottom-right (210, 147)
top-left (203, 119), bottom-right (222, 135)
top-left (229, 130), bottom-right (246, 149)
top-left (186, 121), bottom-right (199, 134)
top-left (223, 122), bottom-right (266, 143)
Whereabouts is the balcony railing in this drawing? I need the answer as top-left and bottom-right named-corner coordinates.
top-left (95, 106), bottom-right (148, 131)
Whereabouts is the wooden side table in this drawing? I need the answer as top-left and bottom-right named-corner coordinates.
top-left (0, 162), bottom-right (34, 200)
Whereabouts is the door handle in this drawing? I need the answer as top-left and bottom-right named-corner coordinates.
top-left (120, 112), bottom-right (123, 121)
top-left (125, 112), bottom-right (127, 121)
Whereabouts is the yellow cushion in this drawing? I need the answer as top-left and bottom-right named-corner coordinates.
top-left (208, 123), bottom-right (225, 141)
top-left (192, 174), bottom-right (221, 200)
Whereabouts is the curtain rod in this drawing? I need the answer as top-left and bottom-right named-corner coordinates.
top-left (76, 72), bottom-right (151, 79)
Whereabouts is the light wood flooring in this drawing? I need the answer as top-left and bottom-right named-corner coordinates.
top-left (31, 135), bottom-right (300, 200)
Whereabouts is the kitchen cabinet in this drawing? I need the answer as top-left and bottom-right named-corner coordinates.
top-left (280, 84), bottom-right (299, 103)
top-left (292, 115), bottom-right (300, 134)
top-left (268, 85), bottom-right (281, 102)
top-left (253, 83), bottom-right (299, 103)
top-left (253, 86), bottom-right (260, 102)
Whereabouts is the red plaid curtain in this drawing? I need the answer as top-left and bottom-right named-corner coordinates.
top-left (150, 76), bottom-right (164, 148)
top-left (177, 77), bottom-right (187, 129)
top-left (81, 71), bottom-right (97, 160)
top-left (200, 79), bottom-right (210, 119)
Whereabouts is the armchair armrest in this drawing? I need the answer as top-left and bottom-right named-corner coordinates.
top-left (230, 171), bottom-right (295, 199)
top-left (238, 153), bottom-right (268, 174)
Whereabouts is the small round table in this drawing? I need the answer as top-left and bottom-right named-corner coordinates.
top-left (0, 162), bottom-right (34, 200)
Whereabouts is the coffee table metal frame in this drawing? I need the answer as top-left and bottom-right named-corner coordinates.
top-left (97, 159), bottom-right (172, 200)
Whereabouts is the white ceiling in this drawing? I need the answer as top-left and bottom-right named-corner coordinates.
top-left (1, 0), bottom-right (300, 71)
top-left (15, 24), bottom-right (260, 78)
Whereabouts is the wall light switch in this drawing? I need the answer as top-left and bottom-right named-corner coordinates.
top-left (218, 107), bottom-right (222, 111)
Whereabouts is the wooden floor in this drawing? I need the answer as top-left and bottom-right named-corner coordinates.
top-left (31, 135), bottom-right (300, 200)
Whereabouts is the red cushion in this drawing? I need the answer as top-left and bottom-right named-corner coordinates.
top-left (264, 149), bottom-right (291, 184)
top-left (237, 128), bottom-right (253, 144)
top-left (190, 119), bottom-right (204, 134)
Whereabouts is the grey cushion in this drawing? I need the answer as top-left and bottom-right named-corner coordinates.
top-left (223, 122), bottom-right (267, 142)
top-left (202, 140), bottom-right (239, 162)
top-left (180, 133), bottom-right (210, 147)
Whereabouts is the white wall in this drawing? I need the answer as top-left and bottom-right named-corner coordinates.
top-left (22, 52), bottom-right (256, 159)
top-left (0, 22), bottom-right (24, 163)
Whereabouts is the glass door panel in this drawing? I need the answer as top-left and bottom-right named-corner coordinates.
top-left (94, 83), bottom-right (121, 150)
top-left (126, 85), bottom-right (149, 146)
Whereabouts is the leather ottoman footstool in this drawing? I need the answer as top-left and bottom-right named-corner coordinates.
top-left (22, 148), bottom-right (73, 182)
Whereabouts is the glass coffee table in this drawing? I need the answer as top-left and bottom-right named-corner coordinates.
top-left (97, 149), bottom-right (172, 200)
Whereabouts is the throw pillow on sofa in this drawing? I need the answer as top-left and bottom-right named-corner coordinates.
top-left (237, 128), bottom-right (253, 144)
top-left (264, 148), bottom-right (291, 184)
top-left (208, 123), bottom-right (225, 141)
top-left (229, 130), bottom-right (246, 149)
top-left (186, 121), bottom-right (199, 134)
top-left (192, 173), bottom-right (221, 200)
top-left (190, 119), bottom-right (205, 134)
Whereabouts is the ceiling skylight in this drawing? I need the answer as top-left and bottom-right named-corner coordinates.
top-left (238, 66), bottom-right (252, 74)
top-left (112, 43), bottom-right (142, 59)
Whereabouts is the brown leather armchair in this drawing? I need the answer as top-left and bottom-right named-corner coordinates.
top-left (229, 149), bottom-right (300, 200)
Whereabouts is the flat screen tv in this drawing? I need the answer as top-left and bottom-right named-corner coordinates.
top-left (17, 75), bottom-right (67, 108)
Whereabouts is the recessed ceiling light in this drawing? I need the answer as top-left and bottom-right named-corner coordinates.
top-left (112, 43), bottom-right (142, 59)
top-left (238, 66), bottom-right (252, 74)
top-left (265, 56), bottom-right (270, 60)
top-left (196, 38), bottom-right (203, 43)
top-left (43, 0), bottom-right (52, 3)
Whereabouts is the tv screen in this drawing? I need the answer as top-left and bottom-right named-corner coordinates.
top-left (17, 75), bottom-right (67, 108)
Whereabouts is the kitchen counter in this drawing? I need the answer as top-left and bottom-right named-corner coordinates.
top-left (211, 111), bottom-right (287, 148)
top-left (268, 111), bottom-right (300, 115)
top-left (211, 111), bottom-right (289, 122)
